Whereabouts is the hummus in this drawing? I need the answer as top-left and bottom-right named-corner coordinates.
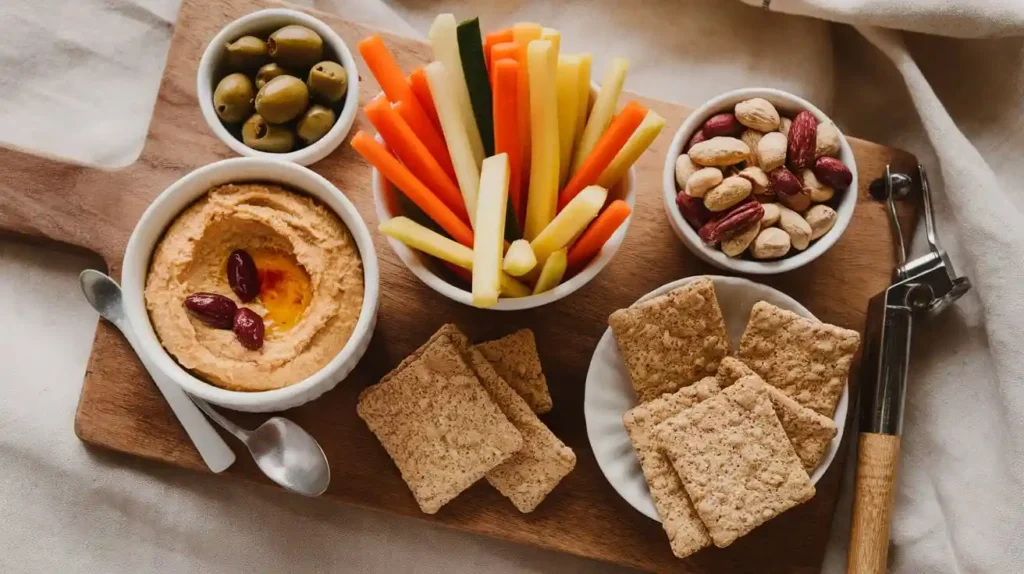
top-left (145, 183), bottom-right (364, 391)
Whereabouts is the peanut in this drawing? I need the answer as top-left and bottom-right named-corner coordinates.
top-left (688, 136), bottom-right (750, 167)
top-left (751, 227), bottom-right (791, 259)
top-left (778, 205), bottom-right (812, 251)
top-left (801, 169), bottom-right (834, 203)
top-left (738, 166), bottom-right (769, 193)
top-left (722, 222), bottom-right (760, 257)
top-left (804, 204), bottom-right (838, 240)
top-left (741, 130), bottom-right (763, 166)
top-left (758, 132), bottom-right (788, 172)
top-left (779, 117), bottom-right (792, 137)
top-left (735, 98), bottom-right (781, 132)
top-left (675, 155), bottom-right (697, 190)
top-left (779, 189), bottom-right (811, 212)
top-left (761, 202), bottom-right (781, 227)
top-left (685, 167), bottom-right (723, 198)
top-left (816, 121), bottom-right (841, 158)
top-left (703, 176), bottom-right (752, 212)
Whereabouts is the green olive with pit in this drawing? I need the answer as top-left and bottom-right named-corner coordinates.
top-left (255, 62), bottom-right (289, 90)
top-left (213, 73), bottom-right (255, 123)
top-left (296, 105), bottom-right (337, 145)
top-left (307, 61), bottom-right (348, 103)
top-left (224, 36), bottom-right (268, 70)
top-left (268, 25), bottom-right (323, 69)
top-left (242, 113), bottom-right (296, 153)
top-left (254, 75), bottom-right (309, 124)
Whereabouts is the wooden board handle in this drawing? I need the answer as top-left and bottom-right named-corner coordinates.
top-left (847, 432), bottom-right (901, 574)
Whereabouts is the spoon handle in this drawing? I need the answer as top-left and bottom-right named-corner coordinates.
top-left (189, 395), bottom-right (251, 443)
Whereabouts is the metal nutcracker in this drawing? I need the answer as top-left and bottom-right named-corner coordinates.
top-left (847, 166), bottom-right (971, 573)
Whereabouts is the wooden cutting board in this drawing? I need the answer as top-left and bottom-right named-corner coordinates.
top-left (0, 0), bottom-right (920, 571)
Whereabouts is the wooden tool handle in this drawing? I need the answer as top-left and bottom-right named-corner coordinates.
top-left (847, 432), bottom-right (901, 574)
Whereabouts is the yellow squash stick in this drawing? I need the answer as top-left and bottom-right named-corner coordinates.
top-left (574, 53), bottom-right (593, 150)
top-left (429, 14), bottom-right (485, 167)
top-left (533, 248), bottom-right (568, 295)
top-left (503, 239), bottom-right (537, 276)
top-left (530, 185), bottom-right (608, 263)
top-left (596, 110), bottom-right (666, 189)
top-left (556, 55), bottom-right (583, 187)
top-left (472, 154), bottom-right (511, 308)
top-left (426, 60), bottom-right (481, 226)
top-left (513, 23), bottom-right (542, 171)
top-left (523, 40), bottom-right (560, 241)
top-left (571, 57), bottom-right (629, 175)
top-left (380, 217), bottom-right (530, 298)
top-left (541, 27), bottom-right (561, 56)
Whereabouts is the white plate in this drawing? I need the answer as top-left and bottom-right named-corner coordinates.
top-left (583, 275), bottom-right (847, 521)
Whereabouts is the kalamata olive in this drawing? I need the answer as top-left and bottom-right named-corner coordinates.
top-left (184, 293), bottom-right (237, 329)
top-left (268, 25), bottom-right (323, 69)
top-left (233, 308), bottom-right (265, 350)
top-left (227, 249), bottom-right (260, 302)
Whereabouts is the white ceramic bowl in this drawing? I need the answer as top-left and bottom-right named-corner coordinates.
top-left (121, 158), bottom-right (379, 412)
top-left (662, 88), bottom-right (858, 274)
top-left (197, 9), bottom-right (360, 167)
top-left (584, 275), bottom-right (847, 520)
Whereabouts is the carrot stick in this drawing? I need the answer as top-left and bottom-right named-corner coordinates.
top-left (484, 28), bottom-right (513, 71)
top-left (490, 42), bottom-right (529, 209)
top-left (409, 67), bottom-right (441, 131)
top-left (351, 131), bottom-right (474, 247)
top-left (392, 98), bottom-right (457, 183)
top-left (492, 59), bottom-right (524, 229)
top-left (558, 101), bottom-right (647, 210)
top-left (359, 35), bottom-right (455, 178)
top-left (566, 199), bottom-right (631, 270)
top-left (364, 98), bottom-right (469, 224)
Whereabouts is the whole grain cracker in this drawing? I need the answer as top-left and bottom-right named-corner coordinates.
top-left (622, 377), bottom-right (720, 558)
top-left (474, 329), bottom-right (553, 414)
top-left (717, 357), bottom-right (837, 470)
top-left (357, 325), bottom-right (523, 514)
top-left (446, 329), bottom-right (575, 512)
top-left (739, 301), bottom-right (860, 416)
top-left (609, 277), bottom-right (729, 403)
top-left (656, 375), bottom-right (815, 548)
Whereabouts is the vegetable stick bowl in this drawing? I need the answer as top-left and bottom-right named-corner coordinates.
top-left (354, 20), bottom-right (658, 310)
top-left (372, 133), bottom-right (636, 311)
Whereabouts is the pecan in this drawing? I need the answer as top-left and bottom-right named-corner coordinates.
top-left (698, 200), bottom-right (764, 245)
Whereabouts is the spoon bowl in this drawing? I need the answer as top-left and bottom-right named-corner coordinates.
top-left (246, 417), bottom-right (331, 497)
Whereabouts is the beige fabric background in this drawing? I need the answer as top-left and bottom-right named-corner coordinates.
top-left (1, 1), bottom-right (1022, 572)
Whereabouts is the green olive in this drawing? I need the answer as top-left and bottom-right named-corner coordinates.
top-left (225, 36), bottom-right (268, 70)
top-left (296, 105), bottom-right (337, 145)
top-left (307, 61), bottom-right (348, 103)
top-left (212, 73), bottom-right (255, 123)
top-left (242, 113), bottom-right (296, 153)
top-left (268, 25), bottom-right (323, 69)
top-left (255, 62), bottom-right (289, 90)
top-left (255, 75), bottom-right (309, 124)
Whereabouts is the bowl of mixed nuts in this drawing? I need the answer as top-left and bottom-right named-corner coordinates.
top-left (662, 88), bottom-right (857, 274)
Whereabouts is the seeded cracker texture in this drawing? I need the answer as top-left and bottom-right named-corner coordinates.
top-left (717, 358), bottom-right (837, 470)
top-left (738, 301), bottom-right (861, 416)
top-left (656, 375), bottom-right (815, 548)
top-left (608, 277), bottom-right (729, 403)
top-left (356, 325), bottom-right (523, 514)
top-left (474, 329), bottom-right (553, 414)
top-left (447, 328), bottom-right (576, 513)
top-left (622, 377), bottom-right (720, 558)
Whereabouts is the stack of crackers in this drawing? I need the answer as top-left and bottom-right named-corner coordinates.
top-left (357, 325), bottom-right (575, 514)
top-left (609, 277), bottom-right (860, 558)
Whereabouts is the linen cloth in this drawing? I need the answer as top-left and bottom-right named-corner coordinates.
top-left (2, 1), bottom-right (1022, 572)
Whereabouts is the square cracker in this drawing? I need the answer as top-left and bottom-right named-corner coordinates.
top-left (474, 329), bottom-right (553, 414)
top-left (622, 377), bottom-right (720, 558)
top-left (717, 358), bottom-right (837, 471)
top-left (447, 329), bottom-right (575, 512)
top-left (357, 325), bottom-right (523, 514)
top-left (609, 277), bottom-right (729, 403)
top-left (739, 301), bottom-right (861, 416)
top-left (656, 375), bottom-right (815, 548)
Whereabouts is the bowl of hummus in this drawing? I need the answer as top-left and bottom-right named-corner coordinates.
top-left (121, 157), bottom-right (379, 412)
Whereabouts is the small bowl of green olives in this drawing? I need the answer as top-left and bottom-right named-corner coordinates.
top-left (197, 8), bottom-right (359, 166)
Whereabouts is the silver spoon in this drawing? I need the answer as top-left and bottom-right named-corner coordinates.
top-left (79, 270), bottom-right (330, 496)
